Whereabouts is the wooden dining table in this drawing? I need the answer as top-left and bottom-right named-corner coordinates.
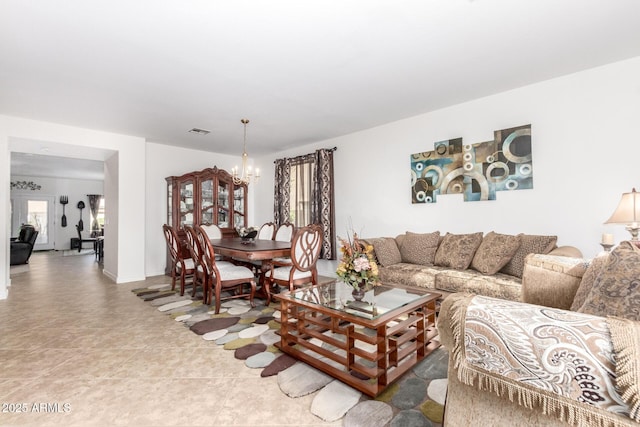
top-left (209, 238), bottom-right (291, 262)
top-left (209, 238), bottom-right (292, 299)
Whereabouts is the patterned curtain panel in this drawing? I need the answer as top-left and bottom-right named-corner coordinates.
top-left (273, 158), bottom-right (291, 226)
top-left (312, 149), bottom-right (336, 260)
top-left (87, 194), bottom-right (103, 233)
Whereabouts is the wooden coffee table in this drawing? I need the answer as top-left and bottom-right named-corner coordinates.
top-left (274, 281), bottom-right (441, 397)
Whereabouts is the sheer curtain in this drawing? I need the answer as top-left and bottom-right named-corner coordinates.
top-left (273, 148), bottom-right (336, 259)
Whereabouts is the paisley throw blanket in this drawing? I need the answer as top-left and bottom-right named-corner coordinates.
top-left (447, 294), bottom-right (637, 426)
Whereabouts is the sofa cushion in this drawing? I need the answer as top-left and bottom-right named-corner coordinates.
top-left (578, 241), bottom-right (640, 321)
top-left (471, 232), bottom-right (521, 275)
top-left (378, 263), bottom-right (443, 290)
top-left (369, 237), bottom-right (402, 267)
top-left (500, 234), bottom-right (557, 278)
top-left (398, 231), bottom-right (440, 266)
top-left (435, 269), bottom-right (522, 301)
top-left (570, 253), bottom-right (609, 311)
top-left (434, 232), bottom-right (483, 270)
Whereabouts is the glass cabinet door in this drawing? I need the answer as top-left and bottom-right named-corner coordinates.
top-left (201, 179), bottom-right (214, 224)
top-left (180, 180), bottom-right (194, 227)
top-left (217, 180), bottom-right (230, 228)
top-left (167, 182), bottom-right (173, 226)
top-left (233, 185), bottom-right (246, 228)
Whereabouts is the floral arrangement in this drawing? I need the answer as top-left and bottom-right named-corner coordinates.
top-left (336, 232), bottom-right (379, 289)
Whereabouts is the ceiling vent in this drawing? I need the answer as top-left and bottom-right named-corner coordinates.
top-left (188, 128), bottom-right (211, 135)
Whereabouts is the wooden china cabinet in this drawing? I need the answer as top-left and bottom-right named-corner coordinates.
top-left (166, 167), bottom-right (247, 266)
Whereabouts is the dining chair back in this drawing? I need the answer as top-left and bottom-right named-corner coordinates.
top-left (184, 225), bottom-right (208, 301)
top-left (264, 224), bottom-right (323, 305)
top-left (274, 222), bottom-right (294, 242)
top-left (200, 223), bottom-right (222, 240)
top-left (257, 222), bottom-right (276, 240)
top-left (162, 224), bottom-right (195, 295)
top-left (196, 225), bottom-right (257, 313)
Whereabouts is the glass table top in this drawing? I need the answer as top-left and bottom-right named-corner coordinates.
top-left (287, 281), bottom-right (433, 320)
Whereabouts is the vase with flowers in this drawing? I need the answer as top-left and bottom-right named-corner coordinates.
top-left (336, 231), bottom-right (379, 301)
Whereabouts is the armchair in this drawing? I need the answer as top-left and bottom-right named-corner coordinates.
top-left (10, 224), bottom-right (38, 265)
top-left (437, 242), bottom-right (640, 427)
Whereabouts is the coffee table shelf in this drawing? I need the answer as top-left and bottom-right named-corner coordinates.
top-left (275, 281), bottom-right (441, 397)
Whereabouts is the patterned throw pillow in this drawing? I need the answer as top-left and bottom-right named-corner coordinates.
top-left (470, 232), bottom-right (521, 275)
top-left (500, 234), bottom-right (557, 278)
top-left (570, 253), bottom-right (610, 311)
top-left (434, 232), bottom-right (483, 270)
top-left (578, 241), bottom-right (640, 321)
top-left (370, 237), bottom-right (402, 267)
top-left (398, 231), bottom-right (440, 265)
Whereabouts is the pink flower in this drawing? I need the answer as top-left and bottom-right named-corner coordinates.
top-left (353, 256), bottom-right (371, 272)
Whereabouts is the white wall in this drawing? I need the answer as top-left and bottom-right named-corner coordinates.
top-left (9, 175), bottom-right (103, 250)
top-left (0, 131), bottom-right (9, 299)
top-left (103, 152), bottom-right (119, 282)
top-left (144, 142), bottom-right (257, 277)
top-left (255, 57), bottom-right (640, 259)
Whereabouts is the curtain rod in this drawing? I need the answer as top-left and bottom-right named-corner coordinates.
top-left (273, 147), bottom-right (337, 163)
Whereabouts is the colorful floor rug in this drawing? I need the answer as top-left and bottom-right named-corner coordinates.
top-left (131, 283), bottom-right (448, 426)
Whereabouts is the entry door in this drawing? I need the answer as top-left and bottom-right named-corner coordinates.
top-left (11, 195), bottom-right (55, 250)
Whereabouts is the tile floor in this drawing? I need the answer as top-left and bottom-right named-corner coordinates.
top-left (0, 251), bottom-right (340, 426)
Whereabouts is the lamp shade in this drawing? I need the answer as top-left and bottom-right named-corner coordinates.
top-left (605, 188), bottom-right (640, 225)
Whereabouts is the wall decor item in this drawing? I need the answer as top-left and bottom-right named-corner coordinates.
top-left (60, 195), bottom-right (68, 227)
top-left (77, 201), bottom-right (85, 231)
top-left (411, 124), bottom-right (532, 203)
top-left (10, 180), bottom-right (42, 190)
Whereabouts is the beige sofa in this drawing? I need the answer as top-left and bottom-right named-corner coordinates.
top-left (365, 231), bottom-right (582, 301)
top-left (437, 241), bottom-right (640, 427)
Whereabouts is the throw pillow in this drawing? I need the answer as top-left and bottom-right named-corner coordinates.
top-left (434, 232), bottom-right (483, 270)
top-left (500, 234), bottom-right (557, 278)
top-left (578, 241), bottom-right (640, 321)
top-left (470, 232), bottom-right (521, 275)
top-left (398, 231), bottom-right (440, 266)
top-left (570, 253), bottom-right (610, 311)
top-left (370, 238), bottom-right (402, 267)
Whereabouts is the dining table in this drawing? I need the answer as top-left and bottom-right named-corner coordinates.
top-left (209, 238), bottom-right (292, 299)
top-left (209, 238), bottom-right (291, 262)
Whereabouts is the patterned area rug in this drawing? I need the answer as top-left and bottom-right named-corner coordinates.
top-left (131, 283), bottom-right (448, 426)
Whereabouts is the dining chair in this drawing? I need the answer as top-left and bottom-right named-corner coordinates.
top-left (162, 224), bottom-right (195, 296)
top-left (199, 223), bottom-right (227, 261)
top-left (257, 222), bottom-right (276, 240)
top-left (264, 224), bottom-right (323, 305)
top-left (270, 222), bottom-right (296, 264)
top-left (274, 222), bottom-right (294, 242)
top-left (184, 225), bottom-right (210, 301)
top-left (200, 223), bottom-right (222, 240)
top-left (196, 225), bottom-right (257, 313)
top-left (193, 226), bottom-right (235, 270)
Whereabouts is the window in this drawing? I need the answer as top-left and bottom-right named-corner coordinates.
top-left (96, 198), bottom-right (105, 227)
top-left (289, 159), bottom-right (313, 227)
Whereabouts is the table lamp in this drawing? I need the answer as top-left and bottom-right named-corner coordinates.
top-left (605, 188), bottom-right (640, 241)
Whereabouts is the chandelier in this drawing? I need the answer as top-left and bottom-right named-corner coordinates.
top-left (232, 119), bottom-right (260, 185)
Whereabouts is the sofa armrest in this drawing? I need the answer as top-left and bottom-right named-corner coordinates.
top-left (438, 294), bottom-right (637, 425)
top-left (521, 253), bottom-right (589, 309)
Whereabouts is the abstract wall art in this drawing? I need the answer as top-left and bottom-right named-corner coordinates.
top-left (411, 124), bottom-right (532, 203)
